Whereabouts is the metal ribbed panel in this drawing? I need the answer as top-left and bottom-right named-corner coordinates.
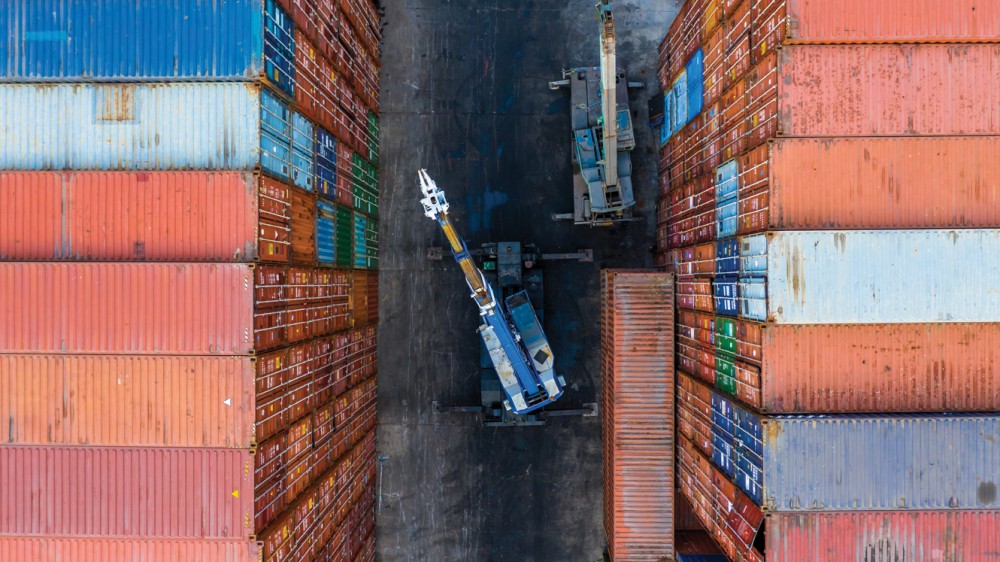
top-left (777, 45), bottom-right (1000, 136)
top-left (0, 355), bottom-right (255, 447)
top-left (769, 511), bottom-right (1000, 562)
top-left (601, 270), bottom-right (675, 562)
top-left (0, 537), bottom-right (262, 562)
top-left (762, 230), bottom-right (1000, 324)
top-left (763, 415), bottom-right (1000, 511)
top-left (0, 263), bottom-right (254, 354)
top-left (0, 446), bottom-right (254, 538)
top-left (758, 323), bottom-right (1000, 414)
top-left (0, 172), bottom-right (262, 261)
top-left (0, 0), bottom-right (265, 81)
top-left (745, 137), bottom-right (1000, 231)
top-left (0, 83), bottom-right (262, 171)
top-left (784, 0), bottom-right (1000, 43)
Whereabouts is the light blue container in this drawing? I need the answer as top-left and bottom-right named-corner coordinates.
top-left (290, 110), bottom-right (315, 191)
top-left (685, 48), bottom-right (704, 122)
top-left (0, 83), bottom-right (295, 175)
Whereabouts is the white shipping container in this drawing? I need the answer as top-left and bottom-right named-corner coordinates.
top-left (754, 230), bottom-right (1000, 324)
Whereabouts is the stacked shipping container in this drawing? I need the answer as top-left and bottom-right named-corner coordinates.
top-left (601, 271), bottom-right (675, 562)
top-left (656, 1), bottom-right (1000, 560)
top-left (0, 1), bottom-right (380, 560)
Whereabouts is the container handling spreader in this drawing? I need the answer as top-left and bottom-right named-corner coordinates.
top-left (550, 0), bottom-right (643, 226)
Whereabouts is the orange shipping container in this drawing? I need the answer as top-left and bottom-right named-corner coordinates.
top-left (0, 263), bottom-right (254, 355)
top-left (0, 172), bottom-right (290, 262)
top-left (0, 538), bottom-right (262, 562)
top-left (601, 271), bottom-right (675, 562)
top-left (761, 44), bottom-right (1000, 137)
top-left (752, 0), bottom-right (1000, 47)
top-left (737, 137), bottom-right (1000, 233)
top-left (0, 355), bottom-right (254, 448)
top-left (723, 323), bottom-right (1000, 414)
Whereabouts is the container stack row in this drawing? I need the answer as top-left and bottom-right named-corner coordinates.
top-left (0, 1), bottom-right (381, 561)
top-left (601, 271), bottom-right (676, 562)
top-left (655, 1), bottom-right (1000, 560)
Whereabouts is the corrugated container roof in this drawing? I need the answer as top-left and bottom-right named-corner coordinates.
top-left (0, 83), bottom-right (264, 171)
top-left (755, 323), bottom-right (1000, 413)
top-left (755, 230), bottom-right (1000, 324)
top-left (601, 270), bottom-right (675, 562)
top-left (0, 172), bottom-right (272, 262)
top-left (0, 263), bottom-right (254, 355)
top-left (779, 0), bottom-right (1000, 43)
top-left (0, 537), bottom-right (262, 562)
top-left (741, 137), bottom-right (1000, 231)
top-left (768, 511), bottom-right (1000, 562)
top-left (0, 0), bottom-right (274, 82)
top-left (762, 414), bottom-right (1000, 512)
top-left (0, 355), bottom-right (255, 448)
top-left (0, 446), bottom-right (254, 538)
top-left (774, 44), bottom-right (1000, 136)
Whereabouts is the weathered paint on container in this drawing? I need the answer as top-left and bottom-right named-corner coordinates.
top-left (601, 271), bottom-right (675, 562)
top-left (0, 446), bottom-right (254, 538)
top-left (0, 171), bottom-right (294, 262)
top-left (762, 415), bottom-right (1000, 512)
top-left (757, 0), bottom-right (1000, 45)
top-left (0, 83), bottom-right (296, 172)
top-left (754, 230), bottom-right (1000, 324)
top-left (0, 0), bottom-right (299, 88)
top-left (0, 538), bottom-right (262, 562)
top-left (765, 45), bottom-right (1000, 137)
top-left (768, 511), bottom-right (1000, 562)
top-left (0, 263), bottom-right (254, 354)
top-left (0, 355), bottom-right (255, 448)
top-left (737, 137), bottom-right (1000, 233)
top-left (751, 323), bottom-right (1000, 414)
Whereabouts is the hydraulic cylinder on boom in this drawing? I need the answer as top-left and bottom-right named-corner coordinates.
top-left (418, 169), bottom-right (565, 414)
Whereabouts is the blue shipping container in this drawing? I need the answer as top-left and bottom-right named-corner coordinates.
top-left (315, 128), bottom-right (337, 200)
top-left (0, 0), bottom-right (295, 95)
top-left (739, 234), bottom-right (767, 278)
top-left (316, 200), bottom-right (337, 264)
top-left (715, 159), bottom-right (739, 201)
top-left (353, 212), bottom-right (368, 269)
top-left (738, 277), bottom-right (767, 321)
top-left (0, 83), bottom-right (296, 172)
top-left (685, 49), bottom-right (704, 123)
top-left (715, 238), bottom-right (740, 275)
top-left (290, 111), bottom-right (315, 191)
top-left (713, 276), bottom-right (738, 317)
top-left (672, 70), bottom-right (688, 137)
top-left (763, 414), bottom-right (1000, 512)
top-left (661, 90), bottom-right (674, 146)
top-left (715, 197), bottom-right (738, 239)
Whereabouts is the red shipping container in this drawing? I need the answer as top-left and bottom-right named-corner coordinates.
top-left (738, 137), bottom-right (1000, 234)
top-left (761, 44), bottom-right (1000, 137)
top-left (0, 538), bottom-right (262, 562)
top-left (0, 263), bottom-right (254, 355)
top-left (753, 0), bottom-right (1000, 51)
top-left (601, 271), bottom-right (675, 562)
top-left (0, 355), bottom-right (254, 448)
top-left (257, 347), bottom-right (292, 398)
top-left (0, 172), bottom-right (290, 262)
top-left (0, 446), bottom-right (254, 538)
top-left (769, 510), bottom-right (1000, 562)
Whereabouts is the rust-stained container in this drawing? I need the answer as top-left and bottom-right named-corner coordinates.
top-left (736, 323), bottom-right (1000, 414)
top-left (0, 538), bottom-right (262, 562)
top-left (601, 271), bottom-right (675, 562)
top-left (752, 0), bottom-right (1000, 49)
top-left (0, 446), bottom-right (254, 538)
top-left (752, 44), bottom-right (1000, 137)
top-left (0, 172), bottom-right (290, 262)
top-left (290, 189), bottom-right (318, 263)
top-left (0, 263), bottom-right (254, 355)
top-left (768, 511), bottom-right (1000, 562)
top-left (737, 137), bottom-right (1000, 233)
top-left (0, 355), bottom-right (255, 448)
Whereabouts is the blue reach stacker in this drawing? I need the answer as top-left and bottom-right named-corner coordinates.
top-left (418, 170), bottom-right (597, 426)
